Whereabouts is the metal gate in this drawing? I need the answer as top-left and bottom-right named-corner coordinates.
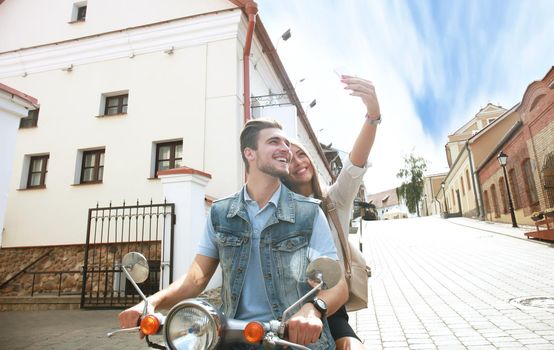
top-left (80, 200), bottom-right (175, 309)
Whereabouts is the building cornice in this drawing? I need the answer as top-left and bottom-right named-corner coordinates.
top-left (0, 10), bottom-right (242, 79)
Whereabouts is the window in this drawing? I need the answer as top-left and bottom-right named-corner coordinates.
top-left (155, 141), bottom-right (182, 176)
top-left (104, 94), bottom-right (128, 115)
top-left (508, 169), bottom-right (520, 209)
top-left (19, 109), bottom-right (39, 128)
top-left (76, 5), bottom-right (87, 20)
top-left (522, 159), bottom-right (539, 204)
top-left (499, 177), bottom-right (508, 214)
top-left (27, 155), bottom-right (48, 188)
top-left (81, 149), bottom-right (104, 183)
top-left (460, 177), bottom-right (465, 196)
top-left (70, 2), bottom-right (87, 22)
top-left (490, 184), bottom-right (500, 218)
top-left (466, 169), bottom-right (471, 191)
top-left (483, 190), bottom-right (490, 215)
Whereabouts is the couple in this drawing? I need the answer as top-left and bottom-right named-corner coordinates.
top-left (119, 76), bottom-right (380, 350)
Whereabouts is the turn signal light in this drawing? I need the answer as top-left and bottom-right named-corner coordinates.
top-left (140, 315), bottom-right (160, 335)
top-left (243, 321), bottom-right (265, 343)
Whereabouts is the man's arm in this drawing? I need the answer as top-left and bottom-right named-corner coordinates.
top-left (286, 208), bottom-right (349, 345)
top-left (118, 254), bottom-right (218, 330)
top-left (286, 276), bottom-right (348, 345)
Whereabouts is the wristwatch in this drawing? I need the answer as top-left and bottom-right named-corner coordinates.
top-left (366, 113), bottom-right (382, 125)
top-left (308, 297), bottom-right (328, 318)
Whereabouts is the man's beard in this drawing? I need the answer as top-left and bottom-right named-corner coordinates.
top-left (257, 159), bottom-right (289, 178)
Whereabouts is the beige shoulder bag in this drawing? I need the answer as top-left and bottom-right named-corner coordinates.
top-left (324, 197), bottom-right (371, 312)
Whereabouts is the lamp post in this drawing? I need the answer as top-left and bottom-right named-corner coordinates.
top-left (423, 194), bottom-right (428, 216)
top-left (441, 182), bottom-right (448, 214)
top-left (497, 151), bottom-right (518, 228)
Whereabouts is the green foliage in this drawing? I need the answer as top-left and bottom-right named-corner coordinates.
top-left (396, 153), bottom-right (428, 215)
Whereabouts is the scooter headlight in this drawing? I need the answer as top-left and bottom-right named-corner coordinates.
top-left (163, 299), bottom-right (222, 350)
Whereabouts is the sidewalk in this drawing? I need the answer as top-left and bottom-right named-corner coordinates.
top-left (443, 216), bottom-right (550, 244)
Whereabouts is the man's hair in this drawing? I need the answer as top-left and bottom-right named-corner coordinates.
top-left (240, 119), bottom-right (283, 171)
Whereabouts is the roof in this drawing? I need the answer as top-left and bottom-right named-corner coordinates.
top-left (475, 120), bottom-right (523, 173)
top-left (449, 103), bottom-right (506, 137)
top-left (366, 188), bottom-right (399, 208)
top-left (0, 82), bottom-right (39, 108)
top-left (468, 102), bottom-right (520, 143)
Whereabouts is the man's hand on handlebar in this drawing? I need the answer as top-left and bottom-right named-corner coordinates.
top-left (286, 303), bottom-right (323, 345)
top-left (118, 305), bottom-right (145, 339)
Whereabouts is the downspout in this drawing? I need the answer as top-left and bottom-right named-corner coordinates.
top-left (242, 1), bottom-right (258, 124)
top-left (466, 141), bottom-right (485, 220)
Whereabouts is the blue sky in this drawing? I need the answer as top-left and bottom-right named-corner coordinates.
top-left (256, 0), bottom-right (554, 193)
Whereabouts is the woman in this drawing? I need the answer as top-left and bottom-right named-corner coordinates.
top-left (283, 75), bottom-right (380, 350)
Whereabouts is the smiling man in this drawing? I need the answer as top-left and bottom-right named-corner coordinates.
top-left (119, 119), bottom-right (348, 349)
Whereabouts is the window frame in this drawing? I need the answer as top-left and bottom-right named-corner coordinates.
top-left (508, 168), bottom-right (520, 210)
top-left (27, 155), bottom-right (49, 188)
top-left (498, 177), bottom-right (508, 214)
top-left (104, 94), bottom-right (128, 116)
top-left (19, 109), bottom-right (39, 129)
top-left (155, 141), bottom-right (183, 177)
top-left (522, 159), bottom-right (539, 205)
top-left (466, 169), bottom-right (472, 191)
top-left (80, 149), bottom-right (105, 184)
top-left (76, 5), bottom-right (87, 21)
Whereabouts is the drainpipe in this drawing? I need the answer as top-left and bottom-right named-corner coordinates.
top-left (242, 1), bottom-right (258, 124)
top-left (466, 141), bottom-right (482, 219)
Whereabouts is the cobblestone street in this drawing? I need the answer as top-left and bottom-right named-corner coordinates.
top-left (350, 216), bottom-right (554, 349)
top-left (1, 216), bottom-right (553, 349)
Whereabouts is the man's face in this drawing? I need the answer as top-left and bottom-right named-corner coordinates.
top-left (250, 128), bottom-right (292, 177)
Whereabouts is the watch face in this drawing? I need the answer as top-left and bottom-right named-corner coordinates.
top-left (314, 298), bottom-right (327, 313)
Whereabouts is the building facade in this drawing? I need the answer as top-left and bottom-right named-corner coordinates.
top-left (440, 104), bottom-right (507, 218)
top-left (421, 172), bottom-right (446, 216)
top-left (0, 1), bottom-right (338, 302)
top-left (0, 0), bottom-right (332, 248)
top-left (477, 67), bottom-right (554, 225)
top-left (0, 84), bottom-right (38, 243)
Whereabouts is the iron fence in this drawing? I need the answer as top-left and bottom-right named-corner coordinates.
top-left (81, 200), bottom-right (174, 309)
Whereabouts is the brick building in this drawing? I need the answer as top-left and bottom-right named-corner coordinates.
top-left (477, 67), bottom-right (554, 225)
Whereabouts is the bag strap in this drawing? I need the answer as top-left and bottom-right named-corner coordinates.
top-left (323, 197), bottom-right (352, 280)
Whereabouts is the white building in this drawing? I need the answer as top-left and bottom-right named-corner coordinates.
top-left (0, 1), bottom-right (334, 304)
top-left (0, 0), bottom-right (332, 248)
top-left (0, 84), bottom-right (38, 243)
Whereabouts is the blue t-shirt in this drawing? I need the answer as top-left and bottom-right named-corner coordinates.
top-left (197, 184), bottom-right (338, 321)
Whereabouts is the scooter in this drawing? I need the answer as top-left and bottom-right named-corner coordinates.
top-left (108, 252), bottom-right (342, 350)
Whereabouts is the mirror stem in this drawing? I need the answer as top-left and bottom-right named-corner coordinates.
top-left (121, 265), bottom-right (150, 315)
top-left (278, 280), bottom-right (324, 337)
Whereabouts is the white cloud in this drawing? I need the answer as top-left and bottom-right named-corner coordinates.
top-left (256, 0), bottom-right (553, 194)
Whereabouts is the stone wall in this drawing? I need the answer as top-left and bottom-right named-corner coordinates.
top-left (0, 242), bottom-right (161, 298)
top-left (0, 245), bottom-right (84, 297)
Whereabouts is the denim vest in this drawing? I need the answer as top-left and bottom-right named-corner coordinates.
top-left (210, 185), bottom-right (336, 350)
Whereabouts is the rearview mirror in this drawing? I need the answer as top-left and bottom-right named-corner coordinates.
top-left (306, 256), bottom-right (342, 289)
top-left (121, 252), bottom-right (149, 283)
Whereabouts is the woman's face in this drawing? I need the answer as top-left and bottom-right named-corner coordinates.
top-left (287, 144), bottom-right (314, 185)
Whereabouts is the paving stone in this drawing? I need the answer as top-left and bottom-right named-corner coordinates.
top-left (349, 218), bottom-right (554, 349)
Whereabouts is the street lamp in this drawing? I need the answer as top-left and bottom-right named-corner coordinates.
top-left (441, 182), bottom-right (448, 214)
top-left (497, 151), bottom-right (518, 227)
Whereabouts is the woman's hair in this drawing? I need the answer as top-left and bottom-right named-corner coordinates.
top-left (282, 141), bottom-right (329, 213)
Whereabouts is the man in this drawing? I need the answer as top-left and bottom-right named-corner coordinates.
top-left (119, 119), bottom-right (348, 349)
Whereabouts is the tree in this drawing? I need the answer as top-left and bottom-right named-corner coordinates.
top-left (396, 153), bottom-right (428, 216)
